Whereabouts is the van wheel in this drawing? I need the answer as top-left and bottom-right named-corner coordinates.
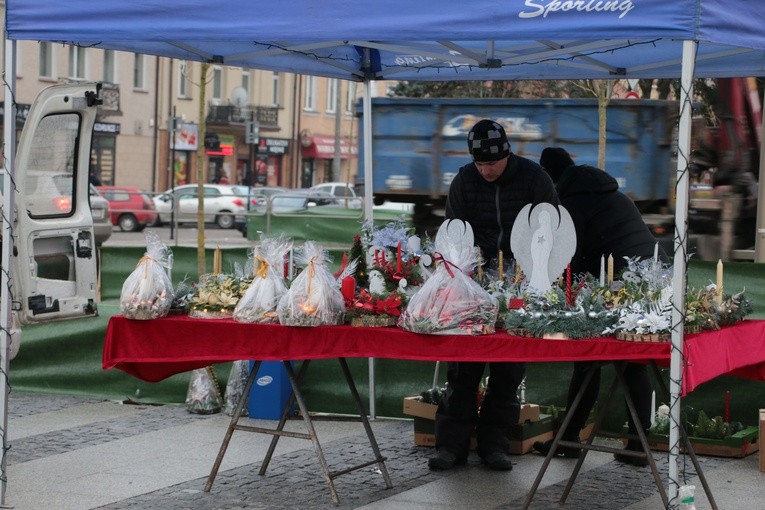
top-left (118, 213), bottom-right (140, 232)
top-left (216, 212), bottom-right (235, 229)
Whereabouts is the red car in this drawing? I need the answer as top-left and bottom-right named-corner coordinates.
top-left (96, 185), bottom-right (158, 232)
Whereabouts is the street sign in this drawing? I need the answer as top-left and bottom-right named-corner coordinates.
top-left (246, 120), bottom-right (260, 144)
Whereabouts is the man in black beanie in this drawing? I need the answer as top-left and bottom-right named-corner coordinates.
top-left (534, 146), bottom-right (664, 466)
top-left (428, 120), bottom-right (558, 472)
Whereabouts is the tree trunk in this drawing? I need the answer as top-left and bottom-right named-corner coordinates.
top-left (197, 62), bottom-right (209, 277)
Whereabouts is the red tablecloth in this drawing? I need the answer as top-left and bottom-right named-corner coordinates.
top-left (102, 316), bottom-right (765, 394)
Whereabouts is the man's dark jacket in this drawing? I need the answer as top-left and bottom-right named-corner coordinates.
top-left (445, 154), bottom-right (559, 265)
top-left (556, 164), bottom-right (663, 275)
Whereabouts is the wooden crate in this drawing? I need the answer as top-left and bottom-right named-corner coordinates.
top-left (643, 426), bottom-right (760, 458)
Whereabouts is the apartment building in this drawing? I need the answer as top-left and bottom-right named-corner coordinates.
top-left (1, 33), bottom-right (389, 192)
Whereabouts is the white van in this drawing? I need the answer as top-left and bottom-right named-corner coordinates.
top-left (1, 83), bottom-right (102, 359)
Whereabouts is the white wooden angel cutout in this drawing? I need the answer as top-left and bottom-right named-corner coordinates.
top-left (510, 203), bottom-right (576, 296)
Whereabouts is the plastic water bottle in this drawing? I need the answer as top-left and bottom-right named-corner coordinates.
top-left (679, 485), bottom-right (697, 510)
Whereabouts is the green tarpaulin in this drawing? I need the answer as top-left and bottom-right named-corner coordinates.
top-left (11, 248), bottom-right (765, 430)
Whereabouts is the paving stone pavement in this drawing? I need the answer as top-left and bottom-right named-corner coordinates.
top-left (5, 393), bottom-right (749, 509)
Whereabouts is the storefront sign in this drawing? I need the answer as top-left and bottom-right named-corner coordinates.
top-left (205, 133), bottom-right (234, 156)
top-left (257, 137), bottom-right (290, 155)
top-left (171, 123), bottom-right (198, 150)
top-left (94, 122), bottom-right (122, 134)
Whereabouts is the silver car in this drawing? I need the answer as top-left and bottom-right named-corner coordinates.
top-left (89, 185), bottom-right (113, 245)
top-left (152, 183), bottom-right (247, 229)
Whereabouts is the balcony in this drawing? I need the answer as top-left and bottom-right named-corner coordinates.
top-left (206, 104), bottom-right (279, 127)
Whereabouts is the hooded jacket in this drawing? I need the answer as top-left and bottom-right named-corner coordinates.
top-left (556, 164), bottom-right (663, 276)
top-left (445, 154), bottom-right (559, 265)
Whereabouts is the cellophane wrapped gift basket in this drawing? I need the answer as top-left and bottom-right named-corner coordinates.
top-left (399, 219), bottom-right (498, 335)
top-left (120, 230), bottom-right (175, 320)
top-left (234, 236), bottom-right (293, 324)
top-left (277, 241), bottom-right (345, 326)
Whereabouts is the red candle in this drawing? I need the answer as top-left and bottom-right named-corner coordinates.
top-left (566, 263), bottom-right (572, 307)
top-left (341, 276), bottom-right (356, 305)
top-left (724, 390), bottom-right (730, 423)
top-left (396, 242), bottom-right (402, 273)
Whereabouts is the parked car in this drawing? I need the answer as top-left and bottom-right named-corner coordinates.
top-left (89, 185), bottom-right (114, 245)
top-left (270, 189), bottom-right (341, 213)
top-left (96, 185), bottom-right (158, 232)
top-left (310, 182), bottom-right (362, 208)
top-left (152, 183), bottom-right (247, 229)
top-left (27, 173), bottom-right (112, 245)
top-left (231, 185), bottom-right (288, 211)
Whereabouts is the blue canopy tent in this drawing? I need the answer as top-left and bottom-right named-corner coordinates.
top-left (4, 1), bottom-right (765, 506)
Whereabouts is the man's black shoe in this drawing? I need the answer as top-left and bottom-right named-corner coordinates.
top-left (428, 450), bottom-right (466, 470)
top-left (532, 439), bottom-right (582, 458)
top-left (480, 451), bottom-right (513, 471)
top-left (614, 448), bottom-right (650, 467)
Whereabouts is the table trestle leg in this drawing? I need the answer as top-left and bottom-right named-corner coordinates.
top-left (337, 357), bottom-right (393, 489)
top-left (206, 358), bottom-right (392, 506)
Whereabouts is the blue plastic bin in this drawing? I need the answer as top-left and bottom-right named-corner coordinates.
top-left (247, 361), bottom-right (293, 419)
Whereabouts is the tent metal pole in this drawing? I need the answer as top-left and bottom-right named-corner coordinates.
top-left (0, 38), bottom-right (18, 506)
top-left (754, 84), bottom-right (765, 262)
top-left (363, 79), bottom-right (376, 419)
top-left (668, 39), bottom-right (697, 509)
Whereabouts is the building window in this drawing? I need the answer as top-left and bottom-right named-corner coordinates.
top-left (345, 82), bottom-right (357, 114)
top-left (212, 67), bottom-right (222, 100)
top-left (304, 76), bottom-right (317, 111)
top-left (178, 61), bottom-right (188, 98)
top-left (39, 42), bottom-right (54, 78)
top-left (241, 70), bottom-right (250, 95)
top-left (272, 72), bottom-right (281, 106)
top-left (68, 46), bottom-right (87, 80)
top-left (326, 79), bottom-right (339, 114)
top-left (103, 50), bottom-right (115, 83)
top-left (133, 53), bottom-right (145, 89)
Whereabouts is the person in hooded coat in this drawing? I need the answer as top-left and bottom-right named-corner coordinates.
top-left (533, 147), bottom-right (667, 466)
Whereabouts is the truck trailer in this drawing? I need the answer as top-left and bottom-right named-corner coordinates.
top-left (356, 97), bottom-right (677, 233)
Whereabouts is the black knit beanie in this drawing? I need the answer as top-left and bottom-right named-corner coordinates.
top-left (539, 147), bottom-right (575, 183)
top-left (467, 119), bottom-right (510, 162)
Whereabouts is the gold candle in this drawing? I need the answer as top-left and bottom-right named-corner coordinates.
top-left (716, 259), bottom-right (723, 301)
top-left (607, 254), bottom-right (614, 284)
top-left (498, 250), bottom-right (504, 281)
top-left (213, 247), bottom-right (222, 274)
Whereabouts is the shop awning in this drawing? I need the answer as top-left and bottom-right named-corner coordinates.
top-left (301, 135), bottom-right (357, 160)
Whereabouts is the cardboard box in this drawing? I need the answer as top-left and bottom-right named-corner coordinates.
top-left (403, 396), bottom-right (437, 420)
top-left (410, 408), bottom-right (553, 454)
top-left (403, 396), bottom-right (539, 424)
top-left (760, 409), bottom-right (765, 473)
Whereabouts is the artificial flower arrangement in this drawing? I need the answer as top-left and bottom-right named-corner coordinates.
top-left (233, 236), bottom-right (292, 324)
top-left (277, 241), bottom-right (345, 326)
top-left (188, 272), bottom-right (248, 319)
top-left (120, 230), bottom-right (175, 320)
top-left (599, 256), bottom-right (674, 341)
top-left (361, 219), bottom-right (430, 294)
top-left (601, 256), bottom-right (752, 340)
top-left (650, 404), bottom-right (746, 440)
top-left (502, 272), bottom-right (617, 339)
top-left (344, 289), bottom-right (405, 327)
top-left (338, 220), bottom-right (433, 326)
top-left (498, 254), bottom-right (753, 341)
top-left (399, 219), bottom-right (498, 335)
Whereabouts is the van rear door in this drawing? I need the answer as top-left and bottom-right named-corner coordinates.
top-left (13, 83), bottom-right (101, 324)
